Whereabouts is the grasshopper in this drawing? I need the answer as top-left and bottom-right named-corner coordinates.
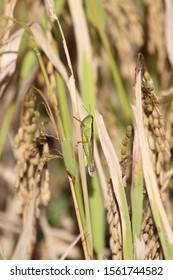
top-left (74, 114), bottom-right (95, 176)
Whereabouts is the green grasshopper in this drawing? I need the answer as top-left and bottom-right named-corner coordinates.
top-left (74, 114), bottom-right (95, 176)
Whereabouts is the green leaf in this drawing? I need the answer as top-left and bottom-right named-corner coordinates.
top-left (131, 170), bottom-right (144, 237)
top-left (89, 172), bottom-right (105, 259)
top-left (55, 0), bottom-right (66, 15)
top-left (0, 0), bottom-right (3, 15)
top-left (85, 0), bottom-right (131, 123)
top-left (85, 0), bottom-right (106, 30)
top-left (48, 196), bottom-right (68, 226)
top-left (62, 139), bottom-right (77, 176)
top-left (81, 54), bottom-right (96, 114)
top-left (118, 179), bottom-right (134, 259)
top-left (56, 71), bottom-right (71, 139)
top-left (20, 50), bottom-right (37, 78)
top-left (0, 103), bottom-right (15, 158)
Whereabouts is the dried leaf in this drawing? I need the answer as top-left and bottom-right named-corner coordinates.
top-left (0, 28), bottom-right (24, 97)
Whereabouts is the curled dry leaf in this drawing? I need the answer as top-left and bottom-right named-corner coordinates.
top-left (0, 28), bottom-right (24, 97)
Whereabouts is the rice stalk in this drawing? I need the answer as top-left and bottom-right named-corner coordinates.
top-left (144, 0), bottom-right (166, 74)
top-left (1, 1), bottom-right (173, 261)
top-left (13, 87), bottom-right (60, 257)
top-left (132, 54), bottom-right (173, 259)
top-left (139, 54), bottom-right (172, 226)
top-left (85, 0), bottom-right (131, 122)
top-left (95, 111), bottom-right (133, 260)
top-left (45, 0), bottom-right (94, 259)
top-left (104, 0), bottom-right (143, 81)
top-left (107, 179), bottom-right (122, 259)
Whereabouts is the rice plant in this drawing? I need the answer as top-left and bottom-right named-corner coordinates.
top-left (0, 0), bottom-right (173, 260)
